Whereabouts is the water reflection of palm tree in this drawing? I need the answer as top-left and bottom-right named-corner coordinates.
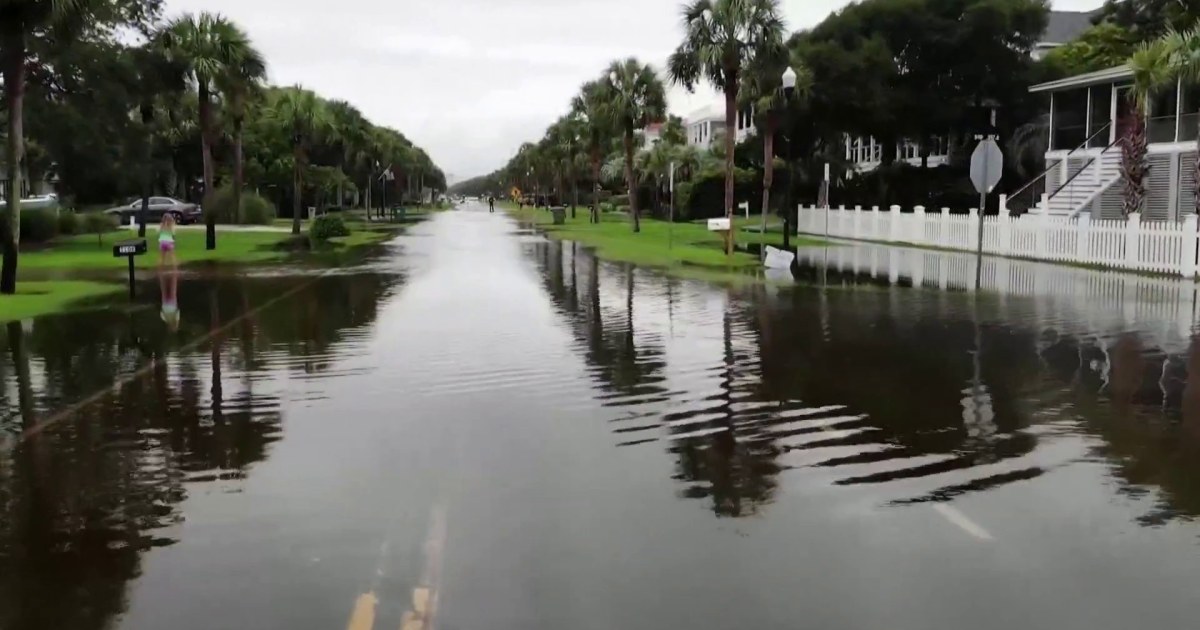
top-left (535, 243), bottom-right (780, 516)
top-left (672, 306), bottom-right (780, 517)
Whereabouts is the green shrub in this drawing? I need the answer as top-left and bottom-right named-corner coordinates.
top-left (615, 204), bottom-right (630, 214)
top-left (82, 212), bottom-right (118, 247)
top-left (241, 192), bottom-right (276, 225)
top-left (309, 214), bottom-right (350, 242)
top-left (57, 211), bottom-right (79, 235)
top-left (20, 209), bottom-right (59, 243)
top-left (208, 186), bottom-right (277, 224)
top-left (599, 202), bottom-right (616, 214)
top-left (610, 193), bottom-right (629, 207)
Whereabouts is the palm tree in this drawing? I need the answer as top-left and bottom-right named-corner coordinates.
top-left (742, 54), bottom-right (810, 243)
top-left (165, 12), bottom-right (261, 249)
top-left (215, 41), bottom-right (266, 225)
top-left (661, 116), bottom-right (688, 146)
top-left (1159, 27), bottom-right (1200, 212)
top-left (1, 0), bottom-right (108, 294)
top-left (326, 101), bottom-right (369, 210)
top-left (1123, 42), bottom-right (1172, 216)
top-left (269, 86), bottom-right (329, 235)
top-left (548, 115), bottom-right (585, 216)
top-left (128, 38), bottom-right (187, 238)
top-left (638, 140), bottom-right (675, 217)
top-left (668, 0), bottom-right (786, 252)
top-left (572, 80), bottom-right (616, 224)
top-left (598, 58), bottom-right (667, 233)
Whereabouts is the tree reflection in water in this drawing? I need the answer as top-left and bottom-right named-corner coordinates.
top-left (537, 240), bottom-right (1200, 527)
top-left (0, 272), bottom-right (392, 630)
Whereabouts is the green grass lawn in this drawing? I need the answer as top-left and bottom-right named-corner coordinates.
top-left (0, 281), bottom-right (122, 322)
top-left (503, 202), bottom-right (827, 274)
top-left (20, 229), bottom-right (293, 270)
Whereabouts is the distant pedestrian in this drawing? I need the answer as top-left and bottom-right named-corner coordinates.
top-left (488, 196), bottom-right (495, 212)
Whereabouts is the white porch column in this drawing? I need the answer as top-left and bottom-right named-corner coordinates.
top-left (1176, 77), bottom-right (1184, 142)
top-left (1085, 86), bottom-right (1092, 144)
top-left (1109, 83), bottom-right (1119, 144)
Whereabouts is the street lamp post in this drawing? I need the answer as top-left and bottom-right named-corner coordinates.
top-left (780, 66), bottom-right (797, 250)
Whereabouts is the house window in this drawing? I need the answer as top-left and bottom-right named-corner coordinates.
top-left (1181, 85), bottom-right (1200, 146)
top-left (1088, 84), bottom-right (1112, 147)
top-left (1051, 87), bottom-right (1087, 150)
top-left (1148, 81), bottom-right (1178, 143)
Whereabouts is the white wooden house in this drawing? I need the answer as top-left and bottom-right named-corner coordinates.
top-left (1027, 64), bottom-right (1199, 220)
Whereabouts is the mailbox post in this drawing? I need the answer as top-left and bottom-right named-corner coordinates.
top-left (112, 238), bottom-right (147, 299)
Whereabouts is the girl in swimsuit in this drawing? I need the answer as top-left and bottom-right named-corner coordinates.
top-left (158, 214), bottom-right (180, 330)
top-left (158, 213), bottom-right (177, 270)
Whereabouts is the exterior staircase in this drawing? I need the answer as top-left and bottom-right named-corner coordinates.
top-left (1038, 150), bottom-right (1121, 217)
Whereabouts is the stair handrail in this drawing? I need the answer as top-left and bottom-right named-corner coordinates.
top-left (1009, 122), bottom-right (1113, 201)
top-left (1048, 132), bottom-right (1121, 203)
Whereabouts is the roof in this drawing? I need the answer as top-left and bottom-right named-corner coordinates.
top-left (1029, 64), bottom-right (1131, 93)
top-left (1041, 10), bottom-right (1096, 45)
top-left (685, 104), bottom-right (723, 124)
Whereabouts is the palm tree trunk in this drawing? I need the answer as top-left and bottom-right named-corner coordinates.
top-left (337, 158), bottom-right (345, 209)
top-left (762, 113), bottom-right (776, 247)
top-left (233, 118), bottom-right (245, 225)
top-left (572, 179), bottom-right (579, 219)
top-left (140, 103), bottom-right (154, 238)
top-left (592, 153), bottom-right (602, 224)
top-left (292, 145), bottom-right (303, 235)
top-left (198, 80), bottom-right (217, 250)
top-left (1, 28), bottom-right (26, 295)
top-left (723, 81), bottom-right (737, 255)
top-left (623, 130), bottom-right (639, 233)
top-left (1120, 100), bottom-right (1148, 217)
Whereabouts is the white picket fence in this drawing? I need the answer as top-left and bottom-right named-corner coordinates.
top-left (797, 203), bottom-right (1200, 278)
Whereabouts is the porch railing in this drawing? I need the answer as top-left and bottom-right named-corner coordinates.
top-left (1009, 122), bottom-right (1111, 214)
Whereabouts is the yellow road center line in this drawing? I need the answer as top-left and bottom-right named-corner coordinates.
top-left (400, 505), bottom-right (447, 630)
top-left (346, 592), bottom-right (378, 630)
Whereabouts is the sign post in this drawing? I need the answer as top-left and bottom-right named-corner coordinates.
top-left (112, 238), bottom-right (147, 299)
top-left (668, 162), bottom-right (675, 252)
top-left (969, 134), bottom-right (1003, 288)
top-left (822, 163), bottom-right (831, 238)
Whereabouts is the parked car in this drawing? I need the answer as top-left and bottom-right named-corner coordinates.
top-left (0, 193), bottom-right (58, 212)
top-left (104, 197), bottom-right (201, 224)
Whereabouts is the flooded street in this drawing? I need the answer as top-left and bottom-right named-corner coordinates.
top-left (6, 203), bottom-right (1200, 629)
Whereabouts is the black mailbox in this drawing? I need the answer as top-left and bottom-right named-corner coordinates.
top-left (113, 238), bottom-right (147, 299)
top-left (113, 238), bottom-right (148, 258)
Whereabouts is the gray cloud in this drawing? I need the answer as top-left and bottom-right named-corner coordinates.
top-left (165, 0), bottom-right (1102, 182)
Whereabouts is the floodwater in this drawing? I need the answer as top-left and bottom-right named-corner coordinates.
top-left (4, 204), bottom-right (1200, 629)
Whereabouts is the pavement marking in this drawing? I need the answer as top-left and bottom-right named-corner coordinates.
top-left (804, 408), bottom-right (996, 543)
top-left (400, 504), bottom-right (447, 630)
top-left (345, 592), bottom-right (378, 630)
top-left (931, 503), bottom-right (994, 541)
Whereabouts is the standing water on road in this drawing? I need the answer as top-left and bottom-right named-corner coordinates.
top-left (4, 202), bottom-right (1200, 629)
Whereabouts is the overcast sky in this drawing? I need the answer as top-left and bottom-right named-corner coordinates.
top-left (166, 0), bottom-right (1103, 182)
